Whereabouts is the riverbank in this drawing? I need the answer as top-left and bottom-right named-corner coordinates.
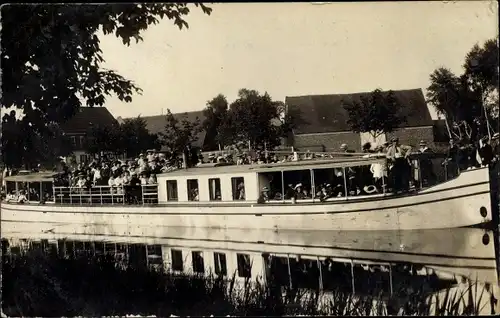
top-left (1, 250), bottom-right (497, 316)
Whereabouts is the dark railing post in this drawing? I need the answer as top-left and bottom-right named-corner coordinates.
top-left (310, 169), bottom-right (315, 202)
top-left (281, 171), bottom-right (285, 203)
top-left (343, 167), bottom-right (348, 200)
top-left (142, 185), bottom-right (145, 205)
top-left (418, 158), bottom-right (423, 189)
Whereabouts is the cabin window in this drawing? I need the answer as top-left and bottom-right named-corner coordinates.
top-left (231, 177), bottom-right (245, 200)
top-left (214, 252), bottom-right (227, 276)
top-left (166, 180), bottom-right (178, 201)
top-left (70, 136), bottom-right (76, 147)
top-left (236, 253), bottom-right (252, 278)
top-left (187, 179), bottom-right (199, 201)
top-left (258, 172), bottom-right (283, 201)
top-left (192, 251), bottom-right (205, 274)
top-left (208, 178), bottom-right (222, 201)
top-left (171, 249), bottom-right (183, 271)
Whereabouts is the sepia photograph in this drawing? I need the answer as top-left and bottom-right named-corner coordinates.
top-left (1, 1), bottom-right (499, 316)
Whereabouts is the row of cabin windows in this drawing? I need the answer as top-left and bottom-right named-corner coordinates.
top-left (170, 249), bottom-right (251, 278)
top-left (166, 177), bottom-right (246, 202)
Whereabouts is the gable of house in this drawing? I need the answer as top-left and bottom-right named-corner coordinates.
top-left (285, 88), bottom-right (433, 135)
top-left (60, 107), bottom-right (118, 135)
top-left (127, 110), bottom-right (207, 150)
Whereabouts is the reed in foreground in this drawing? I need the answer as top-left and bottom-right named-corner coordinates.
top-left (1, 251), bottom-right (497, 316)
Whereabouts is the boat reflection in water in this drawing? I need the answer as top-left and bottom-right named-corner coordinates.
top-left (2, 222), bottom-right (499, 314)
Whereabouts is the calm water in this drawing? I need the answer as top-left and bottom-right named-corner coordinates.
top-left (2, 220), bottom-right (499, 316)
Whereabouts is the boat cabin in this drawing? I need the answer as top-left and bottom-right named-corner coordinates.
top-left (156, 156), bottom-right (391, 204)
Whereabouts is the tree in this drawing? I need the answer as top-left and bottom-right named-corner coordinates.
top-left (83, 123), bottom-right (122, 156)
top-left (119, 117), bottom-right (160, 158)
top-left (1, 111), bottom-right (73, 169)
top-left (342, 89), bottom-right (407, 140)
top-left (159, 109), bottom-right (202, 162)
top-left (426, 38), bottom-right (498, 142)
top-left (202, 94), bottom-right (229, 151)
top-left (463, 39), bottom-right (499, 132)
top-left (1, 4), bottom-right (212, 165)
top-left (218, 89), bottom-right (285, 150)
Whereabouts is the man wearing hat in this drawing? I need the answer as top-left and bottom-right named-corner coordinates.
top-left (208, 153), bottom-right (216, 163)
top-left (417, 140), bottom-right (436, 187)
top-left (477, 135), bottom-right (494, 166)
top-left (491, 133), bottom-right (500, 165)
top-left (257, 186), bottom-right (270, 204)
top-left (386, 137), bottom-right (412, 192)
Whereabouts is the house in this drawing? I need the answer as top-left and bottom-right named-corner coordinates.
top-left (119, 110), bottom-right (209, 152)
top-left (59, 107), bottom-right (119, 163)
top-left (285, 88), bottom-right (438, 152)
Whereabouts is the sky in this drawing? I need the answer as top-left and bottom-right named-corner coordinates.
top-left (99, 1), bottom-right (499, 120)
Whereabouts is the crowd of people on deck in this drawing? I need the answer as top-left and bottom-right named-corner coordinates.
top-left (255, 132), bottom-right (500, 202)
top-left (2, 131), bottom-right (499, 204)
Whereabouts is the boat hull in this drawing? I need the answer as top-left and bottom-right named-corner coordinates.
top-left (0, 168), bottom-right (492, 231)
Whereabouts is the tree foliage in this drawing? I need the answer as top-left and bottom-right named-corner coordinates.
top-left (1, 3), bottom-right (211, 130)
top-left (82, 117), bottom-right (160, 158)
top-left (202, 94), bottom-right (229, 150)
top-left (1, 111), bottom-right (73, 169)
top-left (159, 109), bottom-right (202, 160)
top-left (210, 89), bottom-right (286, 151)
top-left (426, 38), bottom-right (498, 141)
top-left (83, 123), bottom-right (123, 156)
top-left (119, 117), bottom-right (160, 158)
top-left (1, 3), bottom-right (211, 166)
top-left (342, 89), bottom-right (407, 139)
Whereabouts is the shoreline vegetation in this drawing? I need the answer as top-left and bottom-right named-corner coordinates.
top-left (1, 250), bottom-right (497, 316)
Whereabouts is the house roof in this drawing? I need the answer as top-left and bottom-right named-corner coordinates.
top-left (60, 107), bottom-right (118, 134)
top-left (127, 110), bottom-right (207, 149)
top-left (285, 89), bottom-right (433, 135)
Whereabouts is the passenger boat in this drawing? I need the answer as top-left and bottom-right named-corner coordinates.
top-left (0, 153), bottom-right (494, 231)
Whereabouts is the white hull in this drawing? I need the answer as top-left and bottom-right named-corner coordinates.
top-left (0, 168), bottom-right (492, 231)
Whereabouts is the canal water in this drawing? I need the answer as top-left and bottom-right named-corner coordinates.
top-left (1, 220), bottom-right (499, 316)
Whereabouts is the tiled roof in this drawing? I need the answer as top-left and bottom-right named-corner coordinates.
top-left (60, 107), bottom-right (118, 134)
top-left (285, 88), bottom-right (433, 135)
top-left (126, 110), bottom-right (207, 150)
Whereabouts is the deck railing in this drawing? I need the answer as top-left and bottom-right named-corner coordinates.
top-left (53, 184), bottom-right (158, 205)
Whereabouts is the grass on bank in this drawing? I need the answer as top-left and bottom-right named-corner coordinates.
top-left (1, 251), bottom-right (497, 316)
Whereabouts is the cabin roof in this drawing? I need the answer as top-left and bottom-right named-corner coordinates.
top-left (4, 171), bottom-right (58, 182)
top-left (158, 156), bottom-right (386, 178)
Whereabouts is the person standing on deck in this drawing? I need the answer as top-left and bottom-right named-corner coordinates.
top-left (418, 140), bottom-right (436, 187)
top-left (491, 133), bottom-right (500, 165)
top-left (477, 136), bottom-right (494, 166)
top-left (386, 137), bottom-right (412, 193)
top-left (444, 139), bottom-right (461, 179)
